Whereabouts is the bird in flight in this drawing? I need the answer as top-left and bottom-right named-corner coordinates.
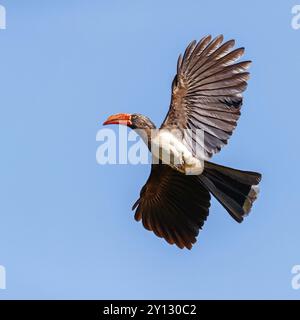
top-left (103, 35), bottom-right (261, 249)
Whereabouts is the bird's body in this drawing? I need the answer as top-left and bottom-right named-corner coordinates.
top-left (103, 35), bottom-right (262, 249)
top-left (150, 129), bottom-right (204, 175)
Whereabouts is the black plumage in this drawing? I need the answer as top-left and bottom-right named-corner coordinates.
top-left (103, 35), bottom-right (262, 249)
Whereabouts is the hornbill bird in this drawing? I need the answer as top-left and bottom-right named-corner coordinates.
top-left (103, 35), bottom-right (262, 249)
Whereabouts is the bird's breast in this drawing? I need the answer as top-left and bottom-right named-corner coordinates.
top-left (150, 130), bottom-right (204, 175)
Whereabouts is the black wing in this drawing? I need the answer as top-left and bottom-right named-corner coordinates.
top-left (132, 164), bottom-right (211, 249)
top-left (161, 35), bottom-right (251, 159)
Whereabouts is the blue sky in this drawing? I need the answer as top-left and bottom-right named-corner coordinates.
top-left (0, 0), bottom-right (300, 299)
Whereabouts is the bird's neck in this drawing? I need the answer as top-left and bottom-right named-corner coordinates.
top-left (133, 124), bottom-right (156, 150)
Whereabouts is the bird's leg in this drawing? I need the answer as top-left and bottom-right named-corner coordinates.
top-left (182, 150), bottom-right (204, 175)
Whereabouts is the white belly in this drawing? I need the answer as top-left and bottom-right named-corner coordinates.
top-left (151, 130), bottom-right (204, 175)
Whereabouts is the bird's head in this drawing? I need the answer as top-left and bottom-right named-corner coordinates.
top-left (103, 113), bottom-right (156, 130)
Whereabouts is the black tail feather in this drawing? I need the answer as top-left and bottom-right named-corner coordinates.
top-left (200, 162), bottom-right (261, 222)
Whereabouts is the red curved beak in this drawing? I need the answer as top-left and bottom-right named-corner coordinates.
top-left (103, 113), bottom-right (132, 126)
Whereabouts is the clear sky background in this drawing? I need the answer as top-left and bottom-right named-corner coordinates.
top-left (0, 0), bottom-right (300, 299)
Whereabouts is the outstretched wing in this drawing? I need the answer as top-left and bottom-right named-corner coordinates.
top-left (161, 35), bottom-right (251, 159)
top-left (132, 164), bottom-right (211, 249)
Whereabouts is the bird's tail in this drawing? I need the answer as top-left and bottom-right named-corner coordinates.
top-left (199, 162), bottom-right (262, 222)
